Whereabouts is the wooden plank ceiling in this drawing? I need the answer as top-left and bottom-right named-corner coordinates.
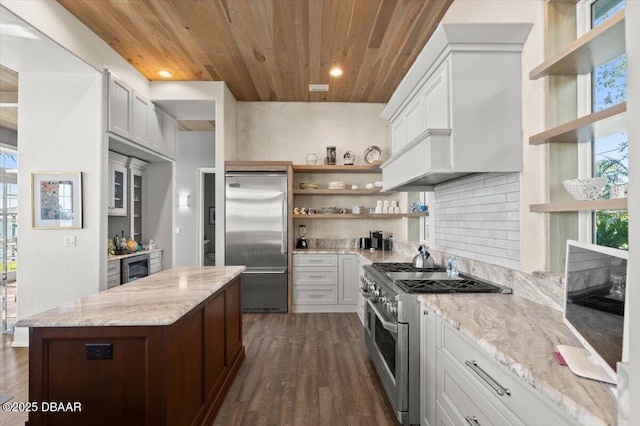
top-left (56, 0), bottom-right (453, 102)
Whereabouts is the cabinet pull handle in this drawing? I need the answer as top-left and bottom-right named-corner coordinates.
top-left (423, 310), bottom-right (428, 315)
top-left (464, 360), bottom-right (511, 396)
top-left (308, 294), bottom-right (323, 298)
top-left (465, 416), bottom-right (481, 426)
top-left (308, 275), bottom-right (324, 279)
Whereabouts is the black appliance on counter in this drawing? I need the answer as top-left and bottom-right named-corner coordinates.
top-left (121, 253), bottom-right (150, 284)
top-left (360, 262), bottom-right (511, 425)
top-left (369, 230), bottom-right (391, 250)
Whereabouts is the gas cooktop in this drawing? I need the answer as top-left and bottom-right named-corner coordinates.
top-left (369, 262), bottom-right (511, 294)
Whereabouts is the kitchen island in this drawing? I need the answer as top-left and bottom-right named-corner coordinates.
top-left (17, 266), bottom-right (245, 426)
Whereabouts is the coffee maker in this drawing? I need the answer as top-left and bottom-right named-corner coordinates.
top-left (369, 230), bottom-right (391, 250)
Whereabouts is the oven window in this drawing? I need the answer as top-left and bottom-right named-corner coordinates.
top-left (374, 316), bottom-right (396, 377)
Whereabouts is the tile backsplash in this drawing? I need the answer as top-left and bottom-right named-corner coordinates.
top-left (434, 172), bottom-right (520, 270)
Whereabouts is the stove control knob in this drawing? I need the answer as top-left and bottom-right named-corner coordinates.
top-left (379, 296), bottom-right (387, 304)
top-left (372, 289), bottom-right (380, 298)
top-left (389, 305), bottom-right (397, 317)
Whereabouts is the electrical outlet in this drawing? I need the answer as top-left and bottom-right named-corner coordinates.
top-left (64, 236), bottom-right (76, 247)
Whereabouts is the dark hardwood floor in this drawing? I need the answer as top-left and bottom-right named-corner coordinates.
top-left (214, 313), bottom-right (398, 426)
top-left (0, 313), bottom-right (397, 426)
top-left (1, 334), bottom-right (29, 426)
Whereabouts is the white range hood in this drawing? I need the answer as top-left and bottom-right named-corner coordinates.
top-left (380, 23), bottom-right (532, 192)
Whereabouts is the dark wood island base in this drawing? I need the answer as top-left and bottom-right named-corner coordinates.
top-left (22, 270), bottom-right (245, 426)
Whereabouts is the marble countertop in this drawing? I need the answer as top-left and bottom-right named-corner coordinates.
top-left (293, 248), bottom-right (413, 264)
top-left (108, 248), bottom-right (164, 261)
top-left (17, 266), bottom-right (245, 327)
top-left (418, 293), bottom-right (617, 426)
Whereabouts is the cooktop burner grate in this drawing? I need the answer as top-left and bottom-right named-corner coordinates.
top-left (395, 279), bottom-right (504, 294)
top-left (372, 263), bottom-right (446, 273)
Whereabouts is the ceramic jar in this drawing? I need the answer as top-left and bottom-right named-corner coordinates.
top-left (305, 153), bottom-right (318, 165)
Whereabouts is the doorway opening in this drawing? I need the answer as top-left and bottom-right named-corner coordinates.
top-left (202, 170), bottom-right (216, 266)
top-left (1, 146), bottom-right (18, 334)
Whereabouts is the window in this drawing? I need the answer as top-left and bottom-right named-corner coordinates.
top-left (581, 0), bottom-right (628, 249)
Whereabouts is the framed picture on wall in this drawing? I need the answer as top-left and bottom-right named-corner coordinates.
top-left (209, 207), bottom-right (216, 225)
top-left (31, 172), bottom-right (83, 229)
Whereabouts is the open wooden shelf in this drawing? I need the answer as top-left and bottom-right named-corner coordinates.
top-left (292, 162), bottom-right (382, 173)
top-left (529, 10), bottom-right (625, 79)
top-left (529, 102), bottom-right (626, 145)
top-left (293, 213), bottom-right (427, 219)
top-left (293, 188), bottom-right (382, 195)
top-left (530, 198), bottom-right (627, 213)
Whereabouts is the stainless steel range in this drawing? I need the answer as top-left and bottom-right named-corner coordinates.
top-left (361, 262), bottom-right (511, 425)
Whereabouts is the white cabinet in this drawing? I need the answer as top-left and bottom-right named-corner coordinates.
top-left (357, 258), bottom-right (367, 325)
top-left (293, 253), bottom-right (358, 312)
top-left (420, 305), bottom-right (578, 426)
top-left (107, 259), bottom-right (121, 289)
top-left (129, 158), bottom-right (149, 242)
top-left (338, 254), bottom-right (358, 305)
top-left (108, 151), bottom-right (128, 216)
top-left (162, 110), bottom-right (177, 159)
top-left (107, 73), bottom-right (132, 139)
top-left (148, 103), bottom-right (164, 154)
top-left (420, 306), bottom-right (437, 426)
top-left (380, 24), bottom-right (532, 191)
top-left (132, 91), bottom-right (149, 147)
top-left (105, 71), bottom-right (176, 158)
top-left (149, 250), bottom-right (162, 274)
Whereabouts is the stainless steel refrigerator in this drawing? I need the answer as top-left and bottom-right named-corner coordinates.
top-left (225, 172), bottom-right (288, 312)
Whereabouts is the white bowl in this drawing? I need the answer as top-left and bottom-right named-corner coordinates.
top-left (562, 178), bottom-right (607, 200)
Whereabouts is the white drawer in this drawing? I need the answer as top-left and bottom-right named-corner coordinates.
top-left (293, 286), bottom-right (338, 304)
top-left (293, 254), bottom-right (338, 267)
top-left (293, 267), bottom-right (338, 286)
top-left (149, 264), bottom-right (161, 274)
top-left (437, 350), bottom-right (522, 426)
top-left (149, 251), bottom-right (162, 261)
top-left (107, 260), bottom-right (120, 274)
top-left (439, 319), bottom-right (575, 426)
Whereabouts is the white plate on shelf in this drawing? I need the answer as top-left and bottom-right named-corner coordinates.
top-left (363, 146), bottom-right (382, 164)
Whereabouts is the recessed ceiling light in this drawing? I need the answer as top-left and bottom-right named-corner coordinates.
top-left (157, 70), bottom-right (173, 78)
top-left (329, 68), bottom-right (343, 77)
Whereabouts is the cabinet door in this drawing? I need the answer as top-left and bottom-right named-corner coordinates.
top-left (107, 73), bottom-right (132, 138)
top-left (109, 161), bottom-right (127, 216)
top-left (338, 254), bottom-right (358, 305)
top-left (225, 278), bottom-right (243, 363)
top-left (204, 292), bottom-right (225, 398)
top-left (163, 111), bottom-right (177, 159)
top-left (130, 169), bottom-right (143, 241)
top-left (148, 103), bottom-right (164, 154)
top-left (132, 91), bottom-right (149, 147)
top-left (420, 306), bottom-right (437, 426)
top-left (423, 60), bottom-right (450, 129)
top-left (392, 118), bottom-right (407, 154)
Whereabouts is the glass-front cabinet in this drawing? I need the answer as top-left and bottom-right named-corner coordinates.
top-left (129, 158), bottom-right (149, 243)
top-left (108, 151), bottom-right (128, 216)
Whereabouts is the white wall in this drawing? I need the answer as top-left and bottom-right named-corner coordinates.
top-left (151, 81), bottom-right (237, 267)
top-left (1, 0), bottom-right (150, 96)
top-left (624, 1), bottom-right (639, 423)
top-left (236, 102), bottom-right (414, 239)
top-left (175, 131), bottom-right (215, 266)
top-left (17, 71), bottom-right (104, 322)
top-left (439, 0), bottom-right (546, 273)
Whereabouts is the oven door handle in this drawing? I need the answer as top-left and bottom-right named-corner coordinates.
top-left (367, 299), bottom-right (397, 334)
